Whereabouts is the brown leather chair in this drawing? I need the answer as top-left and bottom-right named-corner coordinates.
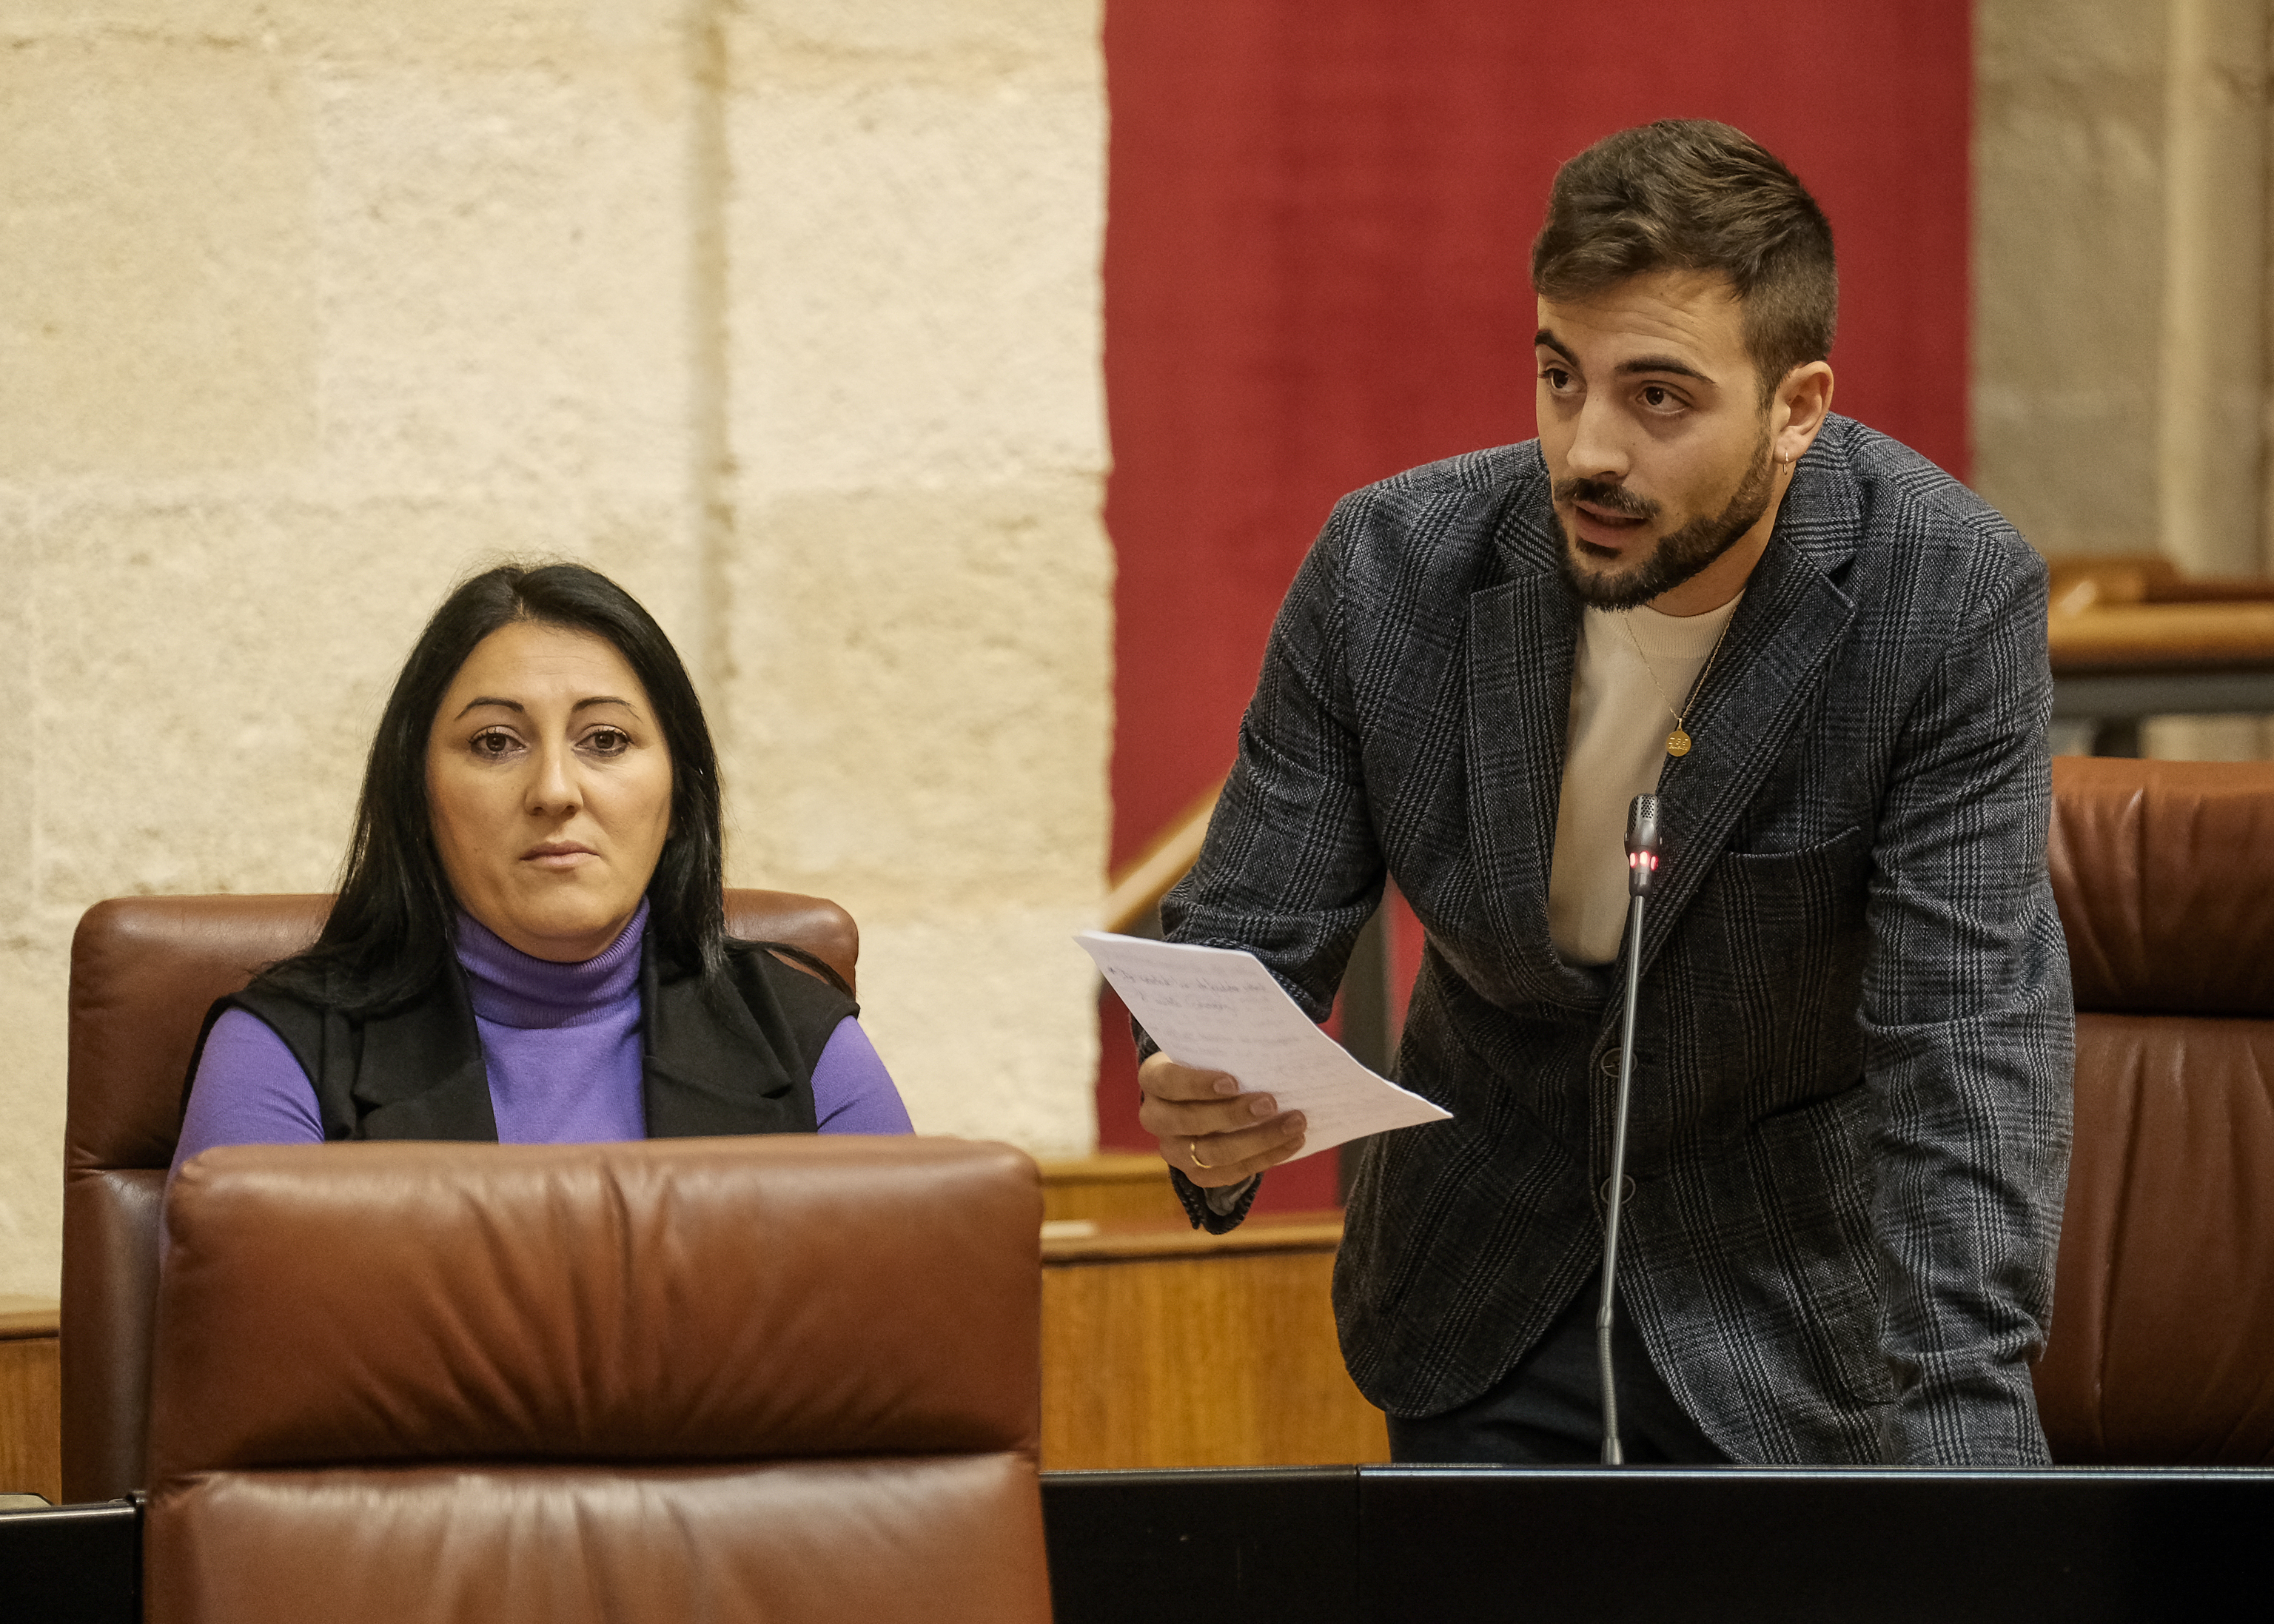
top-left (146, 1136), bottom-right (1049, 1623)
top-left (62, 890), bottom-right (859, 1503)
top-left (2036, 755), bottom-right (2274, 1462)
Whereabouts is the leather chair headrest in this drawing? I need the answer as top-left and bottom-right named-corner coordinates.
top-left (149, 1137), bottom-right (1040, 1485)
top-left (68, 890), bottom-right (858, 1177)
top-left (2049, 755), bottom-right (2274, 1015)
top-left (69, 896), bottom-right (335, 1175)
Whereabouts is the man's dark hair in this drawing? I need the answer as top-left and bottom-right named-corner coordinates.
top-left (1531, 119), bottom-right (1837, 403)
top-left (261, 562), bottom-right (727, 1014)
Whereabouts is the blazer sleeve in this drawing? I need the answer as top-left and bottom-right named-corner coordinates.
top-left (1152, 497), bottom-right (1391, 1231)
top-left (1858, 539), bottom-right (2075, 1466)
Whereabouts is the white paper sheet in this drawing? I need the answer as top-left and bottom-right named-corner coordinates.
top-left (1078, 930), bottom-right (1452, 1161)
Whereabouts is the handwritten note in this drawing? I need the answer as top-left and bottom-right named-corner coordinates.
top-left (1077, 931), bottom-right (1451, 1161)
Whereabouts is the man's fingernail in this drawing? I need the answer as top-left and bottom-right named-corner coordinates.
top-left (1286, 1113), bottom-right (1306, 1134)
top-left (1250, 1096), bottom-right (1275, 1118)
top-left (1213, 1078), bottom-right (1241, 1095)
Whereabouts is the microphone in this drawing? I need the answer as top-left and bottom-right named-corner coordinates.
top-left (1597, 793), bottom-right (1660, 1465)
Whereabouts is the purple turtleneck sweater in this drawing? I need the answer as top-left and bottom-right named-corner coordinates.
top-left (172, 902), bottom-right (911, 1173)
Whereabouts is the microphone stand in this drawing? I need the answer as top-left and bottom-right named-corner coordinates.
top-left (1597, 793), bottom-right (1661, 1466)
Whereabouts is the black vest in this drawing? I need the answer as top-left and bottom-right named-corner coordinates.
top-left (191, 936), bottom-right (856, 1142)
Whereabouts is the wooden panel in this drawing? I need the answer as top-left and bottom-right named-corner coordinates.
top-left (0, 1295), bottom-right (61, 1505)
top-left (2047, 555), bottom-right (2274, 608)
top-left (1040, 1213), bottom-right (1389, 1469)
top-left (1043, 1212), bottom-right (1346, 1263)
top-left (0, 1295), bottom-right (58, 1338)
top-left (2050, 603), bottom-right (2274, 671)
top-left (1035, 1152), bottom-right (1186, 1225)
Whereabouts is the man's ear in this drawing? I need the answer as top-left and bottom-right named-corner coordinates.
top-left (1772, 361), bottom-right (1835, 463)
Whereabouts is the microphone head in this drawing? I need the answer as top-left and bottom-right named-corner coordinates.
top-left (1625, 794), bottom-right (1661, 855)
top-left (1626, 794), bottom-right (1662, 896)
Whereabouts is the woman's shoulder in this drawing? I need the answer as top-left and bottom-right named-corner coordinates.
top-left (714, 936), bottom-right (858, 1046)
top-left (226, 970), bottom-right (332, 1044)
top-left (173, 1004), bottom-right (328, 1174)
top-left (201, 1004), bottom-right (309, 1071)
top-left (722, 937), bottom-right (855, 1001)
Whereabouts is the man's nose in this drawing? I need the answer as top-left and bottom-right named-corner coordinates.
top-left (1566, 395), bottom-right (1629, 481)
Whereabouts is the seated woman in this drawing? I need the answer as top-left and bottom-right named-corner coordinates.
top-left (175, 563), bottom-right (910, 1167)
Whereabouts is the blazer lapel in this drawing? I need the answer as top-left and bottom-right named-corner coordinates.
top-left (1463, 507), bottom-right (1599, 1010)
top-left (1636, 523), bottom-right (1859, 976)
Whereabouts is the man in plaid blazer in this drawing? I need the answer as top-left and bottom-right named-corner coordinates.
top-left (1139, 122), bottom-right (2073, 1466)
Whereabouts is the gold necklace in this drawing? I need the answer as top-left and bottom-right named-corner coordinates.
top-left (1620, 608), bottom-right (1737, 758)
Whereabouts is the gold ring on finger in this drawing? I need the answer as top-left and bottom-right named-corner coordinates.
top-left (1189, 1138), bottom-right (1213, 1170)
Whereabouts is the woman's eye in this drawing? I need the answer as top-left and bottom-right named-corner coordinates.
top-left (471, 731), bottom-right (520, 759)
top-left (585, 728), bottom-right (630, 756)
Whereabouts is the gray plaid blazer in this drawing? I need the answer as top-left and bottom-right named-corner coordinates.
top-left (1159, 415), bottom-right (2073, 1466)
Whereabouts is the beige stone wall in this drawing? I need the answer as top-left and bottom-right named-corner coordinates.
top-left (717, 3), bottom-right (1111, 1152)
top-left (1976, 0), bottom-right (2170, 560)
top-left (1976, 0), bottom-right (2271, 568)
top-left (0, 0), bottom-right (1109, 1295)
top-left (1976, 0), bottom-right (2274, 757)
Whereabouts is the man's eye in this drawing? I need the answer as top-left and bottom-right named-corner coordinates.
top-left (1641, 385), bottom-right (1680, 410)
top-left (1540, 367), bottom-right (1573, 391)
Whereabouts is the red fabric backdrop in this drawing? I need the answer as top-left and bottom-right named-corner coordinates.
top-left (1096, 1), bottom-right (1973, 1207)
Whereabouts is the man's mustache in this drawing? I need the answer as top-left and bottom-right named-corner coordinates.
top-left (1553, 477), bottom-right (1660, 520)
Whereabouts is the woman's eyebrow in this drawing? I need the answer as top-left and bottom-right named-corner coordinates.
top-left (450, 695), bottom-right (638, 719)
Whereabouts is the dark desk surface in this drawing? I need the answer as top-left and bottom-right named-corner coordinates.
top-left (1044, 1464), bottom-right (2274, 1624)
top-left (9, 1469), bottom-right (2271, 1624)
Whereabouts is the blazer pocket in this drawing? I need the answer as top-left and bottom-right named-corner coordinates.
top-left (1688, 826), bottom-right (1871, 1084)
top-left (1716, 823), bottom-right (1867, 887)
top-left (1706, 825), bottom-right (1869, 961)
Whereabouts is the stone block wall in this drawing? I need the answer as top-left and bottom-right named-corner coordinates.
top-left (1976, 0), bottom-right (2274, 758)
top-left (1976, 0), bottom-right (2272, 572)
top-left (0, 0), bottom-right (1109, 1294)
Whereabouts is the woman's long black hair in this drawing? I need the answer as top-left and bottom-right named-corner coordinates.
top-left (261, 563), bottom-right (726, 1014)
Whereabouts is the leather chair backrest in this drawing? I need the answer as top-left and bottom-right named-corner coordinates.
top-left (62, 890), bottom-right (858, 1503)
top-left (2035, 756), bottom-right (2274, 1463)
top-left (146, 1137), bottom-right (1049, 1624)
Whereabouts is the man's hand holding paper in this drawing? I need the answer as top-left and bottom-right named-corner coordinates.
top-left (1136, 1052), bottom-right (1307, 1189)
top-left (1077, 932), bottom-right (1451, 1188)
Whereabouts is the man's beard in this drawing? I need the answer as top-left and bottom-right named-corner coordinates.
top-left (1553, 430), bottom-right (1777, 610)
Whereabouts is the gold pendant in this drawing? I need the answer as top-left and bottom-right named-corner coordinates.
top-left (1666, 728), bottom-right (1692, 757)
